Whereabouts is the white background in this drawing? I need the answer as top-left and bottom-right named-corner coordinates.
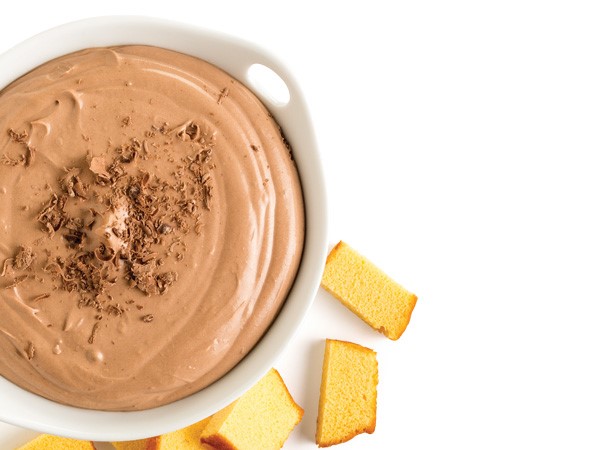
top-left (1, 1), bottom-right (600, 449)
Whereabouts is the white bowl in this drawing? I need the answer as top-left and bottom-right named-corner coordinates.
top-left (0, 16), bottom-right (327, 442)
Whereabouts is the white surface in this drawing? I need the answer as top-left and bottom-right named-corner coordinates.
top-left (1, 1), bottom-right (600, 449)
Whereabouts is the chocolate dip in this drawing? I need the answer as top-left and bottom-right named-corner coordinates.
top-left (0, 46), bottom-right (304, 410)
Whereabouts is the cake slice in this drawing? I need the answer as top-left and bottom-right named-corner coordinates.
top-left (112, 437), bottom-right (156, 450)
top-left (112, 416), bottom-right (211, 449)
top-left (200, 368), bottom-right (303, 450)
top-left (316, 339), bottom-right (378, 447)
top-left (16, 434), bottom-right (96, 450)
top-left (321, 241), bottom-right (418, 340)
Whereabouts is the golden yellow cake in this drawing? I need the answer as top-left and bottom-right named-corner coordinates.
top-left (16, 434), bottom-right (96, 450)
top-left (112, 437), bottom-right (155, 450)
top-left (321, 241), bottom-right (418, 340)
top-left (112, 417), bottom-right (211, 449)
top-left (200, 368), bottom-right (303, 450)
top-left (316, 339), bottom-right (378, 447)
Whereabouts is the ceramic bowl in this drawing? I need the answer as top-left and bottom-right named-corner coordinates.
top-left (0, 15), bottom-right (327, 441)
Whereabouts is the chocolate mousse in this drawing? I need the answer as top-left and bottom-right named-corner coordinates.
top-left (0, 46), bottom-right (304, 410)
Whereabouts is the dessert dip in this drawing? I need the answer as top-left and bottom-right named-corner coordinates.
top-left (0, 46), bottom-right (304, 411)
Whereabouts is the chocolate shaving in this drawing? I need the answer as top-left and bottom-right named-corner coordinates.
top-left (117, 138), bottom-right (141, 163)
top-left (173, 121), bottom-right (216, 148)
top-left (217, 87), bottom-right (229, 105)
top-left (94, 244), bottom-right (115, 262)
top-left (158, 223), bottom-right (172, 235)
top-left (37, 194), bottom-right (68, 235)
top-left (158, 122), bottom-right (170, 135)
top-left (14, 246), bottom-right (34, 270)
top-left (89, 156), bottom-right (110, 179)
top-left (26, 342), bottom-right (35, 360)
top-left (61, 168), bottom-right (87, 198)
top-left (7, 129), bottom-right (35, 167)
top-left (49, 251), bottom-right (116, 298)
top-left (0, 154), bottom-right (24, 166)
top-left (141, 140), bottom-right (151, 159)
top-left (203, 184), bottom-right (213, 210)
top-left (8, 128), bottom-right (28, 144)
top-left (79, 296), bottom-right (103, 312)
top-left (174, 121), bottom-right (197, 142)
top-left (88, 322), bottom-right (101, 344)
top-left (106, 304), bottom-right (124, 316)
top-left (128, 260), bottom-right (177, 296)
top-left (107, 159), bottom-right (126, 183)
top-left (32, 293), bottom-right (50, 302)
top-left (181, 122), bottom-right (200, 141)
top-left (156, 271), bottom-right (177, 293)
top-left (63, 229), bottom-right (85, 249)
top-left (186, 152), bottom-right (215, 211)
top-left (25, 145), bottom-right (36, 167)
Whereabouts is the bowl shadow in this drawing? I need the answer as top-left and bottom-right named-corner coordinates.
top-left (298, 339), bottom-right (325, 443)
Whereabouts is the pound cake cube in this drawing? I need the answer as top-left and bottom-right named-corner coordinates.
top-left (112, 437), bottom-right (155, 450)
top-left (112, 416), bottom-right (211, 449)
top-left (17, 434), bottom-right (96, 450)
top-left (154, 416), bottom-right (211, 449)
top-left (200, 368), bottom-right (303, 450)
top-left (321, 241), bottom-right (417, 340)
top-left (316, 339), bottom-right (378, 447)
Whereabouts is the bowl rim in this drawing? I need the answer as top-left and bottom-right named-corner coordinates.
top-left (0, 15), bottom-right (328, 441)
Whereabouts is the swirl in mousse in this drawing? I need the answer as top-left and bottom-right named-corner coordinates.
top-left (0, 46), bottom-right (304, 411)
